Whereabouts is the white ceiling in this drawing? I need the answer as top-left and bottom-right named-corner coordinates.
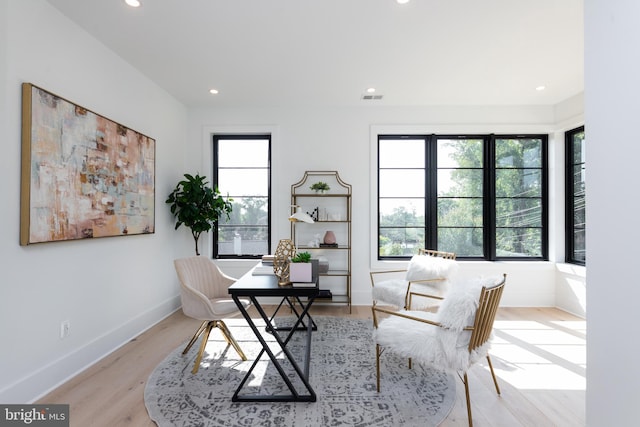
top-left (46, 0), bottom-right (584, 108)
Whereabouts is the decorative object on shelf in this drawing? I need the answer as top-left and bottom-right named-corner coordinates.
top-left (308, 233), bottom-right (321, 248)
top-left (289, 205), bottom-right (315, 224)
top-left (306, 207), bottom-right (319, 222)
top-left (273, 239), bottom-right (295, 286)
top-left (289, 205), bottom-right (314, 251)
top-left (289, 251), bottom-right (312, 282)
top-left (166, 173), bottom-right (233, 256)
top-left (317, 256), bottom-right (330, 273)
top-left (20, 83), bottom-right (156, 245)
top-left (310, 182), bottom-right (330, 193)
top-left (323, 230), bottom-right (337, 245)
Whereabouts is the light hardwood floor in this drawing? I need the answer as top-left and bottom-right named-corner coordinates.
top-left (38, 306), bottom-right (585, 427)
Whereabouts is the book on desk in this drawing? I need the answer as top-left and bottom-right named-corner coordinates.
top-left (291, 281), bottom-right (317, 288)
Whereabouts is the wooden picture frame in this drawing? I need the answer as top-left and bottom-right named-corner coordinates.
top-left (20, 83), bottom-right (156, 245)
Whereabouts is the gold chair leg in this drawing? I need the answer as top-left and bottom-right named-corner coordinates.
top-left (192, 321), bottom-right (214, 374)
top-left (183, 321), bottom-right (208, 355)
top-left (217, 319), bottom-right (247, 361)
top-left (376, 344), bottom-right (381, 392)
top-left (463, 372), bottom-right (473, 427)
top-left (486, 354), bottom-right (501, 395)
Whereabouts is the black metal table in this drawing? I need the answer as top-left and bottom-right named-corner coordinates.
top-left (228, 266), bottom-right (319, 402)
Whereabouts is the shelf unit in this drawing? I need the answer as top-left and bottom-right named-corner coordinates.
top-left (291, 171), bottom-right (351, 312)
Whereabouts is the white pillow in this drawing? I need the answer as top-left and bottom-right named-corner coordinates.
top-left (405, 255), bottom-right (458, 282)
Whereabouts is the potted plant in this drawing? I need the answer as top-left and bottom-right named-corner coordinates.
top-left (310, 182), bottom-right (330, 193)
top-left (289, 251), bottom-right (312, 282)
top-left (166, 173), bottom-right (232, 256)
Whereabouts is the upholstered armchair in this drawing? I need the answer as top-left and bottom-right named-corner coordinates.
top-left (372, 274), bottom-right (506, 427)
top-left (370, 249), bottom-right (457, 310)
top-left (174, 256), bottom-right (251, 374)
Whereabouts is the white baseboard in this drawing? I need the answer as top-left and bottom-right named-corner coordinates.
top-left (0, 295), bottom-right (181, 404)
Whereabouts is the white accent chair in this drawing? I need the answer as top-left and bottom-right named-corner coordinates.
top-left (370, 249), bottom-right (457, 310)
top-left (174, 256), bottom-right (251, 374)
top-left (372, 274), bottom-right (506, 427)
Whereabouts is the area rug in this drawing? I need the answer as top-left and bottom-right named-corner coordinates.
top-left (144, 316), bottom-right (456, 426)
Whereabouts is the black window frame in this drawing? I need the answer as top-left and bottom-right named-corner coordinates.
top-left (212, 134), bottom-right (271, 259)
top-left (377, 133), bottom-right (548, 261)
top-left (565, 126), bottom-right (586, 265)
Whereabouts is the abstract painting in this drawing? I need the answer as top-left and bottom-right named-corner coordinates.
top-left (20, 83), bottom-right (155, 245)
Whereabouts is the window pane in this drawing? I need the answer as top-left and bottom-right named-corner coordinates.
top-left (496, 227), bottom-right (542, 257)
top-left (379, 198), bottom-right (425, 227)
top-left (572, 132), bottom-right (586, 164)
top-left (496, 198), bottom-right (542, 227)
top-left (496, 138), bottom-right (542, 168)
top-left (438, 198), bottom-right (483, 226)
top-left (437, 169), bottom-right (483, 197)
top-left (495, 169), bottom-right (542, 197)
top-left (218, 169), bottom-right (268, 196)
top-left (379, 227), bottom-right (425, 256)
top-left (379, 169), bottom-right (425, 197)
top-left (218, 225), bottom-right (268, 256)
top-left (573, 195), bottom-right (585, 226)
top-left (220, 197), bottom-right (268, 226)
top-left (437, 139), bottom-right (483, 168)
top-left (379, 139), bottom-right (425, 168)
top-left (573, 165), bottom-right (585, 196)
top-left (438, 227), bottom-right (483, 256)
top-left (218, 139), bottom-right (269, 167)
top-left (573, 229), bottom-right (586, 263)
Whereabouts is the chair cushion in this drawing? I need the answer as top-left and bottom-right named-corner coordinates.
top-left (373, 279), bottom-right (449, 309)
top-left (372, 279), bottom-right (408, 308)
top-left (210, 297), bottom-right (250, 316)
top-left (374, 310), bottom-right (451, 368)
top-left (405, 255), bottom-right (458, 282)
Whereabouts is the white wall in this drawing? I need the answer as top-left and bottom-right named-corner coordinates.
top-left (0, 0), bottom-right (190, 403)
top-left (188, 104), bottom-right (582, 309)
top-left (585, 1), bottom-right (639, 425)
top-left (0, 0), bottom-right (594, 408)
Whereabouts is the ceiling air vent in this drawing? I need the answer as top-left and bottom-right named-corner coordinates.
top-left (361, 94), bottom-right (384, 100)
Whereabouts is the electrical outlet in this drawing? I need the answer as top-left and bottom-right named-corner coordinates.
top-left (60, 320), bottom-right (70, 339)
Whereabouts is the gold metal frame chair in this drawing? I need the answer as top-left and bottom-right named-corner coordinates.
top-left (369, 249), bottom-right (456, 309)
top-left (372, 274), bottom-right (506, 427)
top-left (174, 256), bottom-right (250, 374)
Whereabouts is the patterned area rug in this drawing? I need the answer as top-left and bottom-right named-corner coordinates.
top-left (144, 316), bottom-right (455, 426)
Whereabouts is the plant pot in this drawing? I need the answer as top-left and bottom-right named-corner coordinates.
top-left (289, 262), bottom-right (312, 282)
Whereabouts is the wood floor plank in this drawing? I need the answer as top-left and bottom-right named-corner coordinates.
top-left (37, 305), bottom-right (585, 427)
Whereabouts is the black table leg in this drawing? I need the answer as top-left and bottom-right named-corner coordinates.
top-left (231, 294), bottom-right (317, 402)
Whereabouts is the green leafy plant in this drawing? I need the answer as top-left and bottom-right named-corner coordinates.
top-left (166, 173), bottom-right (232, 256)
top-left (291, 251), bottom-right (312, 263)
top-left (310, 182), bottom-right (330, 192)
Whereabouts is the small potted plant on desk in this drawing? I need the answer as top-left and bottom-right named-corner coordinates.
top-left (289, 251), bottom-right (313, 283)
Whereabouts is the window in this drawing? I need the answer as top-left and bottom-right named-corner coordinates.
top-left (565, 126), bottom-right (585, 265)
top-left (213, 134), bottom-right (271, 258)
top-left (378, 134), bottom-right (547, 260)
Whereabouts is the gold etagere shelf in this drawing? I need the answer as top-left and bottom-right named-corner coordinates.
top-left (291, 171), bottom-right (352, 312)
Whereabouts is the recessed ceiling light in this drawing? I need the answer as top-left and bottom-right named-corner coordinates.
top-left (125, 0), bottom-right (141, 7)
top-left (536, 85), bottom-right (546, 91)
top-left (397, 0), bottom-right (410, 4)
top-left (209, 89), bottom-right (219, 95)
top-left (366, 87), bottom-right (376, 93)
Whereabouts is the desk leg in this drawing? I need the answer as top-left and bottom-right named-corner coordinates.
top-left (268, 296), bottom-right (317, 333)
top-left (231, 295), bottom-right (317, 402)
